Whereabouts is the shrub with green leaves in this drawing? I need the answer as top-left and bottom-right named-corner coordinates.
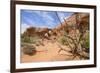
top-left (21, 36), bottom-right (30, 43)
top-left (80, 31), bottom-right (89, 53)
top-left (21, 35), bottom-right (39, 44)
top-left (23, 45), bottom-right (36, 56)
top-left (83, 31), bottom-right (90, 52)
top-left (81, 31), bottom-right (89, 48)
top-left (58, 36), bottom-right (67, 45)
top-left (29, 37), bottom-right (39, 44)
top-left (85, 35), bottom-right (89, 49)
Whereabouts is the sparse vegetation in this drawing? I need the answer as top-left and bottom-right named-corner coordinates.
top-left (21, 12), bottom-right (90, 62)
top-left (21, 36), bottom-right (30, 43)
top-left (81, 31), bottom-right (89, 53)
top-left (84, 31), bottom-right (89, 49)
top-left (56, 13), bottom-right (90, 60)
top-left (23, 45), bottom-right (36, 56)
top-left (21, 34), bottom-right (40, 44)
top-left (58, 36), bottom-right (67, 45)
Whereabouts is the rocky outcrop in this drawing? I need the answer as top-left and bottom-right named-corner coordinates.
top-left (22, 13), bottom-right (89, 39)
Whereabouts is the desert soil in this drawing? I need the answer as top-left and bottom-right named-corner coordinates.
top-left (21, 39), bottom-right (80, 63)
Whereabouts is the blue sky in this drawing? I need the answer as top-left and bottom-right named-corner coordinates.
top-left (21, 10), bottom-right (73, 33)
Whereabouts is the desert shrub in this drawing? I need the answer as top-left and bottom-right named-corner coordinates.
top-left (58, 36), bottom-right (68, 45)
top-left (29, 37), bottom-right (39, 44)
top-left (85, 35), bottom-right (89, 49)
top-left (21, 35), bottom-right (40, 44)
top-left (82, 31), bottom-right (89, 52)
top-left (23, 45), bottom-right (36, 56)
top-left (21, 36), bottom-right (30, 43)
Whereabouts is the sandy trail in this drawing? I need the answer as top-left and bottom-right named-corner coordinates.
top-left (21, 40), bottom-right (78, 63)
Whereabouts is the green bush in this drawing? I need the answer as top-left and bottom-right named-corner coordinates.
top-left (81, 31), bottom-right (89, 52)
top-left (58, 36), bottom-right (68, 45)
top-left (21, 36), bottom-right (30, 43)
top-left (30, 37), bottom-right (39, 44)
top-left (21, 35), bottom-right (39, 44)
top-left (23, 45), bottom-right (36, 56)
top-left (85, 39), bottom-right (89, 49)
top-left (84, 32), bottom-right (89, 49)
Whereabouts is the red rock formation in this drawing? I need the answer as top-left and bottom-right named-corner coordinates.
top-left (22, 13), bottom-right (89, 39)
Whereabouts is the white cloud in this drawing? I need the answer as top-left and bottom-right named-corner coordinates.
top-left (25, 10), bottom-right (54, 21)
top-left (28, 11), bottom-right (54, 22)
top-left (57, 12), bottom-right (66, 22)
top-left (57, 12), bottom-right (73, 22)
top-left (22, 10), bottom-right (63, 29)
top-left (33, 11), bottom-right (56, 28)
top-left (21, 23), bottom-right (30, 34)
top-left (41, 12), bottom-right (57, 28)
top-left (23, 10), bottom-right (55, 28)
top-left (42, 12), bottom-right (54, 21)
